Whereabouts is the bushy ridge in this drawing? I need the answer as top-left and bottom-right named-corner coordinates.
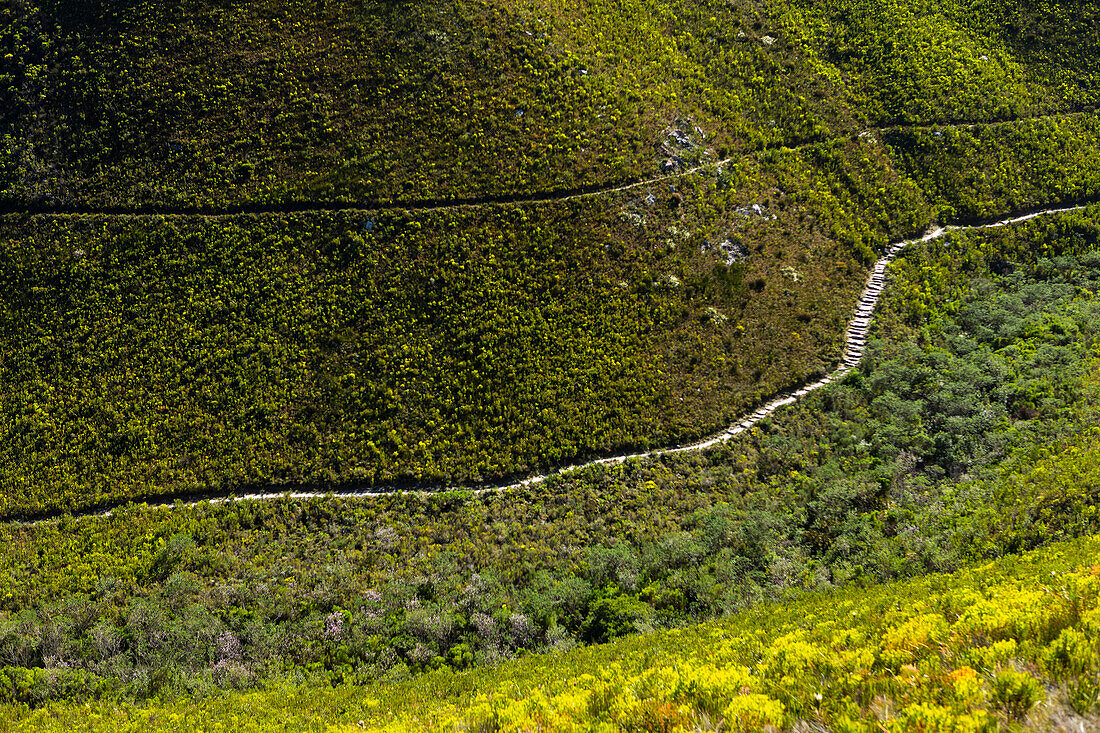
top-left (2, 0), bottom-right (1097, 208)
top-left (0, 0), bottom-right (859, 208)
top-left (0, 135), bottom-right (931, 519)
top-left (3, 0), bottom-right (1100, 723)
top-left (885, 113), bottom-right (1100, 221)
top-left (779, 0), bottom-right (1100, 124)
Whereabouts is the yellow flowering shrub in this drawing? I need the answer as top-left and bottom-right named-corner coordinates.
top-left (671, 664), bottom-right (756, 720)
top-left (9, 535), bottom-right (1100, 732)
top-left (958, 638), bottom-right (1018, 671)
top-left (944, 667), bottom-right (987, 708)
top-left (881, 613), bottom-right (950, 668)
top-left (887, 702), bottom-right (995, 733)
top-left (722, 693), bottom-right (786, 731)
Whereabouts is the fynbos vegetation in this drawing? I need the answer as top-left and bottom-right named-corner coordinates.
top-left (1, 0), bottom-right (1100, 728)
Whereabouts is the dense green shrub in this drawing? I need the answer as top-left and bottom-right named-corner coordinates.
top-left (780, 0), bottom-right (1100, 124)
top-left (0, 0), bottom-right (860, 208)
top-left (886, 114), bottom-right (1100, 221)
top-left (2, 0), bottom-right (1100, 719)
top-left (7, 533), bottom-right (1100, 731)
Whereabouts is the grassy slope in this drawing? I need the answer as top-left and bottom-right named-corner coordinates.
top-left (1, 0), bottom-right (1100, 720)
top-left (1, 0), bottom-right (1093, 208)
top-left (1, 0), bottom-right (861, 208)
top-left (2, 209), bottom-right (1100, 711)
top-left (885, 114), bottom-right (1100, 221)
top-left (5, 534), bottom-right (1100, 731)
top-left (779, 0), bottom-right (1100, 124)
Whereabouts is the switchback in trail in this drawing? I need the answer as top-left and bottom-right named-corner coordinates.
top-left (12, 202), bottom-right (1093, 525)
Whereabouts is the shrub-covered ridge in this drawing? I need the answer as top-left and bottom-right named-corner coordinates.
top-left (0, 133), bottom-right (935, 518)
top-left (2, 0), bottom-right (1096, 208)
top-left (0, 0), bottom-right (860, 208)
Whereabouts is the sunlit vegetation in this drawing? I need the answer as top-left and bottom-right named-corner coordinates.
top-left (0, 0), bottom-right (863, 208)
top-left (0, 134), bottom-right (936, 519)
top-left (885, 113), bottom-right (1100, 221)
top-left (1, 0), bottom-right (1096, 208)
top-left (6, 534), bottom-right (1100, 731)
top-left (0, 0), bottom-right (1098, 518)
top-left (779, 0), bottom-right (1100, 124)
top-left (3, 0), bottom-right (1100, 724)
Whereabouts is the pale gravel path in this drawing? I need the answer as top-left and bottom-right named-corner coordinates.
top-left (179, 204), bottom-right (1089, 509)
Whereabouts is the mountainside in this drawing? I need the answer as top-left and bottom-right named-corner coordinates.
top-left (2, 0), bottom-right (1100, 726)
top-left (1, 0), bottom-right (1096, 208)
top-left (2, 0), bottom-right (1099, 518)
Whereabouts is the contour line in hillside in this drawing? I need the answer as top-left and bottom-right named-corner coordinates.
top-left (0, 110), bottom-right (1092, 219)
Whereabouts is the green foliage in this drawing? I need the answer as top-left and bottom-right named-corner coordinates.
top-left (582, 592), bottom-right (652, 643)
top-left (780, 0), bottom-right (1100, 124)
top-left (7, 534), bottom-right (1100, 731)
top-left (990, 667), bottom-right (1044, 720)
top-left (1044, 628), bottom-right (1095, 679)
top-left (2, 0), bottom-right (1100, 724)
top-left (886, 114), bottom-right (1100, 221)
top-left (1, 0), bottom-right (1096, 208)
top-left (0, 0), bottom-right (862, 208)
top-left (0, 133), bottom-right (933, 519)
top-left (1, 0), bottom-right (1097, 525)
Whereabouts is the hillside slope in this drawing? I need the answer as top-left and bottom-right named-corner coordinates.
top-left (2, 0), bottom-right (862, 208)
top-left (1, 0), bottom-right (1094, 209)
top-left (5, 1), bottom-right (1100, 726)
top-left (2, 0), bottom-right (1099, 516)
top-left (2, 207), bottom-right (1100, 715)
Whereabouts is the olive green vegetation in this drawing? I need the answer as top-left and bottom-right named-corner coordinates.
top-left (1, 0), bottom-right (1099, 517)
top-left (6, 534), bottom-right (1100, 731)
top-left (2, 210), bottom-right (1100, 709)
top-left (1, 0), bottom-right (862, 208)
top-left (3, 120), bottom-right (1100, 522)
top-left (4, 0), bottom-right (1100, 722)
top-left (0, 136), bottom-right (930, 519)
top-left (0, 0), bottom-right (1096, 208)
top-left (885, 113), bottom-right (1100, 221)
top-left (780, 0), bottom-right (1100, 123)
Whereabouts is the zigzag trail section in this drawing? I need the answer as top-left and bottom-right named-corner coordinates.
top-left (30, 203), bottom-right (1084, 524)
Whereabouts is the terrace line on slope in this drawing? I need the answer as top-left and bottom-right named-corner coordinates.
top-left (0, 111), bottom-right (1092, 219)
top-left (33, 203), bottom-right (1078, 523)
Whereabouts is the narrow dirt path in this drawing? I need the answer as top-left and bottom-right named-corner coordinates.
top-left (0, 111), bottom-right (1092, 220)
top-left (18, 202), bottom-right (1086, 524)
